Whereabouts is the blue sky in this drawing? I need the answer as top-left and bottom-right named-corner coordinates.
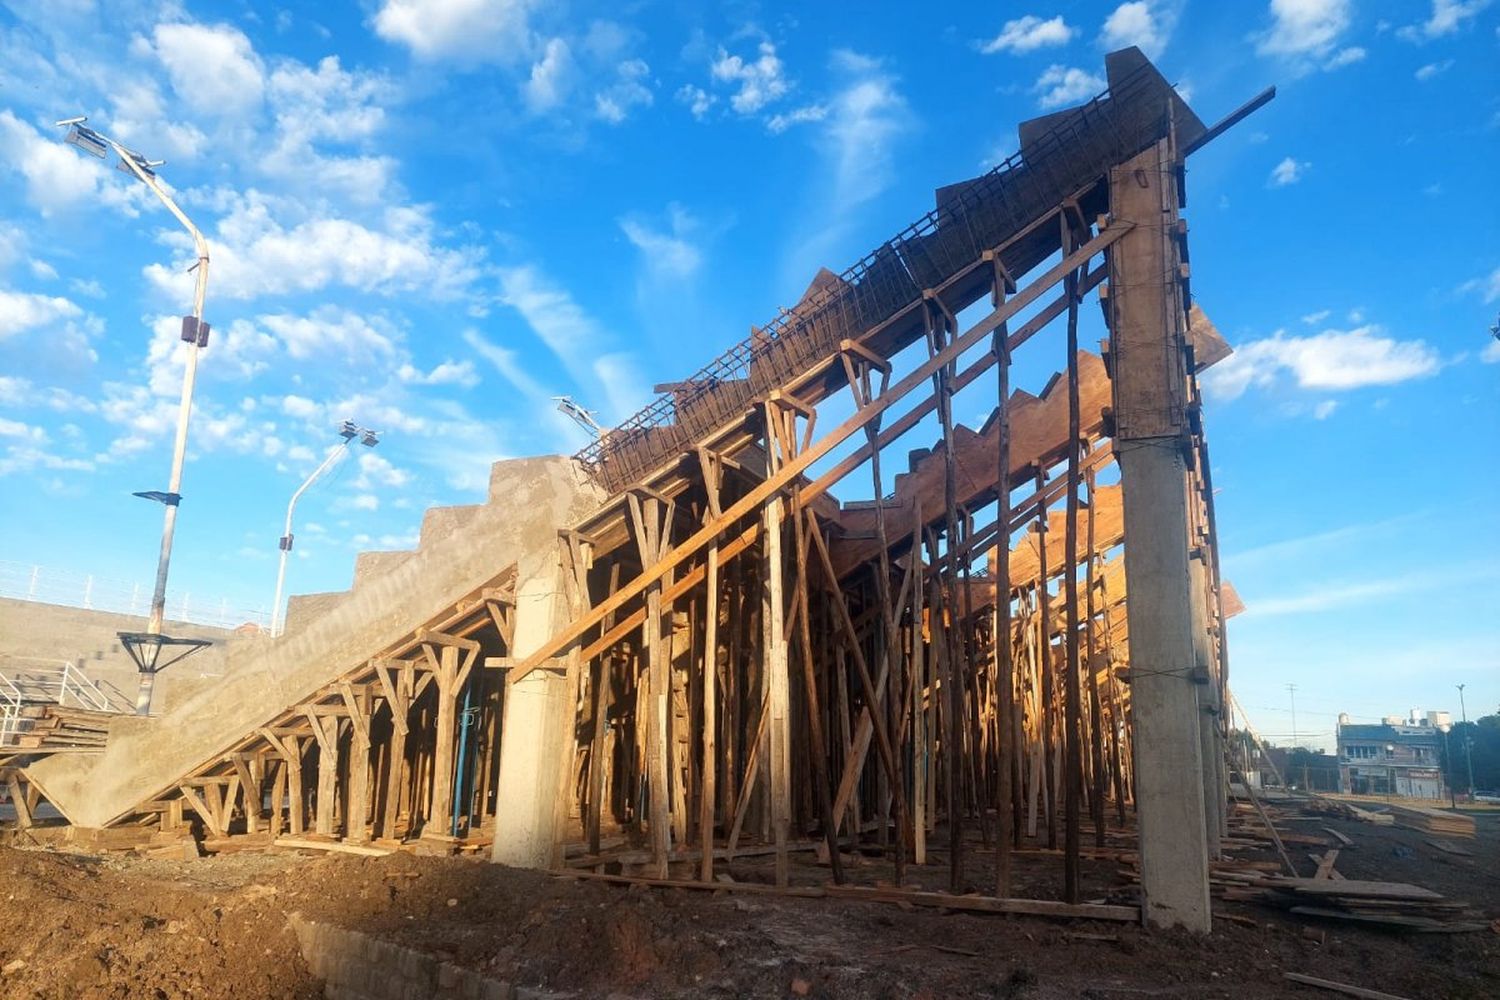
top-left (0, 1), bottom-right (1496, 749)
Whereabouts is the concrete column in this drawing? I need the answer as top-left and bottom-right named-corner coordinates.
top-left (491, 549), bottom-right (572, 869)
top-left (1108, 139), bottom-right (1212, 932)
top-left (1189, 553), bottom-right (1223, 859)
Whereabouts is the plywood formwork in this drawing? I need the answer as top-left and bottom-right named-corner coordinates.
top-left (12, 45), bottom-right (1267, 935)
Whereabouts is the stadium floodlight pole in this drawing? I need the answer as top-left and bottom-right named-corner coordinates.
top-left (56, 116), bottom-right (211, 714)
top-left (271, 422), bottom-right (380, 637)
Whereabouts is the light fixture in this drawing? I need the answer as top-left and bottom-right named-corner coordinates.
top-left (360, 430), bottom-right (379, 447)
top-left (339, 420), bottom-right (358, 440)
top-left (63, 123), bottom-right (108, 159)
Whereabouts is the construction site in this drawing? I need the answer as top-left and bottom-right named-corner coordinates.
top-left (1, 46), bottom-right (1495, 1000)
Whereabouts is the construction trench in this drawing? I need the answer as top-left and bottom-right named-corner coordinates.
top-left (3, 48), bottom-right (1495, 999)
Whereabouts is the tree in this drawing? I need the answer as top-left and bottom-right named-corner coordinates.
top-left (1440, 713), bottom-right (1500, 795)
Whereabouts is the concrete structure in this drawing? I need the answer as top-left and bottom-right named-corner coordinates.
top-left (23, 456), bottom-right (601, 829)
top-left (6, 47), bottom-right (1269, 937)
top-left (1338, 712), bottom-right (1448, 800)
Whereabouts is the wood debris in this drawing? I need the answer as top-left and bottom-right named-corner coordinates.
top-left (1232, 877), bottom-right (1488, 933)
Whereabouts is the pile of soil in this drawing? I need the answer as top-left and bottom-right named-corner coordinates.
top-left (0, 848), bottom-right (319, 999)
top-left (0, 812), bottom-right (1495, 998)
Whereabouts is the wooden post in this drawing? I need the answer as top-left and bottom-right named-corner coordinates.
top-left (628, 491), bottom-right (674, 877)
top-left (307, 712), bottom-right (341, 837)
top-left (377, 662), bottom-right (412, 840)
top-left (992, 254), bottom-right (1016, 896)
top-left (1062, 223), bottom-right (1084, 903)
top-left (343, 682), bottom-right (373, 843)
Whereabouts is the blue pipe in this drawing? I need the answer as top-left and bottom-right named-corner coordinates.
top-left (452, 681), bottom-right (474, 837)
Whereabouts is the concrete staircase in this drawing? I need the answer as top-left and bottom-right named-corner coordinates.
top-left (25, 455), bottom-right (604, 829)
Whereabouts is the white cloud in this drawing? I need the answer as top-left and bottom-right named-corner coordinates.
top-left (496, 265), bottom-right (610, 382)
top-left (1481, 340), bottom-right (1500, 364)
top-left (354, 451), bottom-right (411, 489)
top-left (1033, 65), bottom-right (1106, 109)
top-left (979, 15), bottom-right (1076, 55)
top-left (1099, 2), bottom-right (1178, 60)
top-left (261, 56), bottom-right (399, 204)
top-left (1323, 45), bottom-right (1365, 69)
top-left (1256, 0), bottom-right (1351, 58)
top-left (1460, 266), bottom-right (1500, 302)
top-left (1202, 325), bottom-right (1441, 400)
top-left (591, 352), bottom-right (651, 423)
top-left (1398, 0), bottom-right (1492, 41)
top-left (0, 110), bottom-right (153, 218)
top-left (143, 314), bottom-right (278, 395)
top-left (397, 360), bottom-right (480, 387)
top-left (767, 104), bottom-right (828, 133)
top-left (28, 258), bottom-right (57, 281)
top-left (1301, 308), bottom-right (1331, 324)
top-left (280, 395), bottom-right (320, 419)
top-left (821, 51), bottom-right (911, 208)
top-left (594, 59), bottom-right (653, 124)
top-left (1313, 399), bottom-right (1338, 419)
top-left (675, 85), bottom-right (715, 120)
top-left (0, 289), bottom-right (82, 339)
top-left (618, 204), bottom-right (702, 280)
top-left (525, 37), bottom-right (573, 112)
top-left (372, 0), bottom-right (536, 65)
top-left (260, 307), bottom-right (401, 362)
top-left (350, 493), bottom-right (380, 511)
top-left (1415, 59), bottom-right (1455, 80)
top-left (151, 22), bottom-right (266, 118)
top-left (461, 328), bottom-right (551, 399)
top-left (145, 193), bottom-right (480, 302)
top-left (711, 41), bottom-right (790, 115)
top-left (1268, 156), bottom-right (1308, 186)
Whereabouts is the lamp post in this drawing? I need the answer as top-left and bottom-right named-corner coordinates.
top-left (56, 117), bottom-right (212, 715)
top-left (271, 421), bottom-right (379, 636)
top-left (1457, 684), bottom-right (1476, 804)
top-left (1438, 721), bottom-right (1456, 808)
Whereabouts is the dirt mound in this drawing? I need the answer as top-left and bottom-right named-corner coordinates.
top-left (0, 848), bottom-right (319, 1000)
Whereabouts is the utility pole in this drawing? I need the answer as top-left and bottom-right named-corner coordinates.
top-left (1286, 683), bottom-right (1299, 749)
top-left (1457, 684), bottom-right (1476, 803)
top-left (271, 422), bottom-right (380, 636)
top-left (55, 117), bottom-right (213, 715)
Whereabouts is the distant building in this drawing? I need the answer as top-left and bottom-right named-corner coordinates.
top-left (1336, 710), bottom-right (1449, 800)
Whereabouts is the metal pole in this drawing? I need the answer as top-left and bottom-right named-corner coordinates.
top-left (271, 439), bottom-right (354, 636)
top-left (1457, 684), bottom-right (1476, 803)
top-left (114, 147), bottom-right (211, 643)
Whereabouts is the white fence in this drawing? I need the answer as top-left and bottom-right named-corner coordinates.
top-left (0, 560), bottom-right (271, 632)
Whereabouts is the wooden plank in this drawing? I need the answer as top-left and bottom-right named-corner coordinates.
top-left (1282, 973), bottom-right (1413, 1000)
top-left (1313, 849), bottom-right (1339, 881)
top-left (1322, 827), bottom-right (1354, 848)
top-left (273, 836), bottom-right (392, 857)
top-left (1268, 879), bottom-right (1445, 901)
top-left (551, 870), bottom-right (1140, 922)
top-left (509, 224), bottom-right (1132, 684)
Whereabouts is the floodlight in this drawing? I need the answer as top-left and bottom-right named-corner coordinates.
top-left (63, 124), bottom-right (108, 159)
top-left (339, 420), bottom-right (358, 440)
top-left (54, 116), bottom-right (88, 127)
top-left (360, 430), bottom-right (379, 447)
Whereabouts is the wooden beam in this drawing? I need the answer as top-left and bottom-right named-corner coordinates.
top-left (509, 224), bottom-right (1132, 684)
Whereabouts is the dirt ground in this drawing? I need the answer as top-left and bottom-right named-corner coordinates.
top-left (0, 812), bottom-right (1495, 999)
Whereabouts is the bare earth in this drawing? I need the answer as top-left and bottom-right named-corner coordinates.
top-left (0, 813), bottom-right (1495, 999)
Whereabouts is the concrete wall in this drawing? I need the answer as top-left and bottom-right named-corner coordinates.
top-left (25, 456), bottom-right (604, 829)
top-left (289, 914), bottom-right (534, 1000)
top-left (0, 597), bottom-right (238, 709)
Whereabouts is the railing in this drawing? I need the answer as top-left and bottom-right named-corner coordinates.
top-left (575, 63), bottom-right (1168, 492)
top-left (0, 560), bottom-right (271, 632)
top-left (0, 673), bottom-right (21, 749)
top-left (0, 659), bottom-right (127, 749)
